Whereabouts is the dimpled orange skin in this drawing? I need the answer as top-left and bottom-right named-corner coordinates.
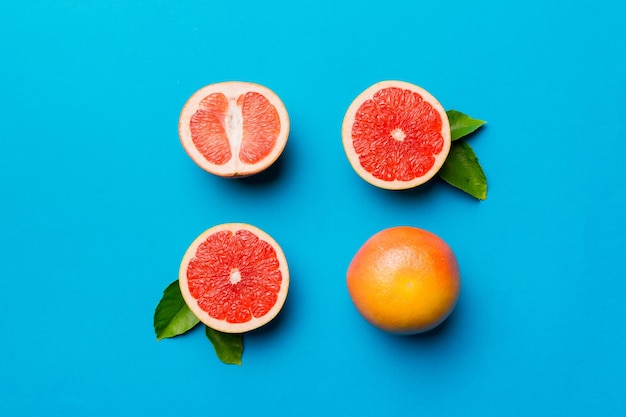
top-left (346, 226), bottom-right (460, 335)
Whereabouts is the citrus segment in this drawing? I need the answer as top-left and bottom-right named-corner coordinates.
top-left (179, 223), bottom-right (289, 333)
top-left (179, 82), bottom-right (289, 177)
top-left (346, 226), bottom-right (460, 334)
top-left (342, 81), bottom-right (451, 190)
top-left (241, 92), bottom-right (281, 164)
top-left (190, 93), bottom-right (232, 165)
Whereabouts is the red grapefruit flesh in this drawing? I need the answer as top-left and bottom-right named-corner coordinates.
top-left (342, 80), bottom-right (451, 190)
top-left (179, 223), bottom-right (289, 333)
top-left (179, 82), bottom-right (290, 177)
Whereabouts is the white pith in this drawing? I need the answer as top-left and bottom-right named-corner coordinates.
top-left (225, 97), bottom-right (244, 173)
top-left (178, 81), bottom-right (290, 177)
top-left (391, 128), bottom-right (406, 142)
top-left (178, 223), bottom-right (290, 334)
top-left (229, 268), bottom-right (242, 285)
top-left (341, 80), bottom-right (451, 190)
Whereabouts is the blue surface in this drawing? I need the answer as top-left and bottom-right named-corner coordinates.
top-left (2, 1), bottom-right (625, 415)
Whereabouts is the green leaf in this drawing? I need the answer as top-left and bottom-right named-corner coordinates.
top-left (154, 280), bottom-right (200, 340)
top-left (439, 141), bottom-right (487, 200)
top-left (205, 326), bottom-right (244, 365)
top-left (447, 110), bottom-right (486, 141)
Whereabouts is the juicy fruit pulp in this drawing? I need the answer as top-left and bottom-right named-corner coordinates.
top-left (179, 82), bottom-right (290, 177)
top-left (346, 226), bottom-right (460, 335)
top-left (179, 223), bottom-right (289, 333)
top-left (191, 92), bottom-right (278, 165)
top-left (342, 80), bottom-right (451, 190)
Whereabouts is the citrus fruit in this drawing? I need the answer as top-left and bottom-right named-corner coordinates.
top-left (178, 81), bottom-right (290, 177)
top-left (346, 226), bottom-right (460, 334)
top-left (342, 80), bottom-right (451, 190)
top-left (179, 223), bottom-right (289, 333)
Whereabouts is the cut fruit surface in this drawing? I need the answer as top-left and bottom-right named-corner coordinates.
top-left (342, 80), bottom-right (451, 190)
top-left (179, 82), bottom-right (290, 177)
top-left (179, 223), bottom-right (289, 333)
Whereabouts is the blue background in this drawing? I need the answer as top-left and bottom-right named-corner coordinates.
top-left (2, 1), bottom-right (625, 415)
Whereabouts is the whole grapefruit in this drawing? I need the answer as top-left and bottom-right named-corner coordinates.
top-left (346, 226), bottom-right (460, 334)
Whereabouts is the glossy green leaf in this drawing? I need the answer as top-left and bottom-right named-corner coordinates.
top-left (439, 141), bottom-right (487, 200)
top-left (447, 110), bottom-right (486, 141)
top-left (154, 280), bottom-right (200, 340)
top-left (205, 326), bottom-right (244, 365)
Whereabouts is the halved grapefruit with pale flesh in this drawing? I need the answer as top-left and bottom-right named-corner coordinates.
top-left (179, 223), bottom-right (289, 334)
top-left (342, 80), bottom-right (451, 190)
top-left (179, 82), bottom-right (290, 177)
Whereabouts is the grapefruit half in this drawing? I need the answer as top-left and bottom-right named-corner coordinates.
top-left (179, 223), bottom-right (289, 333)
top-left (179, 82), bottom-right (290, 177)
top-left (342, 80), bottom-right (451, 190)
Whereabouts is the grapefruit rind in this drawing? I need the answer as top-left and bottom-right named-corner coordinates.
top-left (341, 80), bottom-right (451, 190)
top-left (178, 223), bottom-right (290, 334)
top-left (346, 226), bottom-right (460, 335)
top-left (178, 81), bottom-right (290, 177)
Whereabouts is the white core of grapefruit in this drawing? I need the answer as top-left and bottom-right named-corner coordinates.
top-left (178, 81), bottom-right (290, 177)
top-left (342, 80), bottom-right (451, 190)
top-left (179, 223), bottom-right (289, 334)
